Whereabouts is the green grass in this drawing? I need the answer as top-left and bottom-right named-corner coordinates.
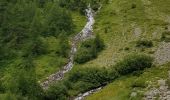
top-left (71, 11), bottom-right (86, 35)
top-left (0, 11), bottom-right (86, 82)
top-left (35, 11), bottom-right (86, 81)
top-left (86, 63), bottom-right (170, 100)
top-left (74, 0), bottom-right (170, 99)
top-left (75, 0), bottom-right (169, 67)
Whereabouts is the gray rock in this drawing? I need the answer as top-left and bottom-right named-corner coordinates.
top-left (131, 92), bottom-right (137, 97)
top-left (134, 27), bottom-right (142, 38)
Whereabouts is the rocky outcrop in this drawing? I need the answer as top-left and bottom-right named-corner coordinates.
top-left (144, 79), bottom-right (170, 100)
top-left (143, 71), bottom-right (170, 100)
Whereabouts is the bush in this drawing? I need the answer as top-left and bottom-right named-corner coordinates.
top-left (31, 38), bottom-right (48, 56)
top-left (131, 3), bottom-right (137, 9)
top-left (58, 0), bottom-right (104, 14)
top-left (161, 32), bottom-right (170, 42)
top-left (45, 83), bottom-right (68, 100)
top-left (45, 66), bottom-right (118, 98)
top-left (68, 67), bottom-right (111, 86)
top-left (74, 48), bottom-right (96, 64)
top-left (65, 67), bottom-right (117, 94)
top-left (56, 34), bottom-right (70, 58)
top-left (136, 40), bottom-right (153, 48)
top-left (115, 54), bottom-right (153, 75)
top-left (46, 54), bottom-right (153, 98)
top-left (75, 34), bottom-right (104, 64)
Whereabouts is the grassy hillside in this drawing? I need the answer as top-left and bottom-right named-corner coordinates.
top-left (0, 0), bottom-right (170, 100)
top-left (34, 11), bottom-right (86, 80)
top-left (77, 0), bottom-right (170, 68)
top-left (86, 62), bottom-right (170, 100)
top-left (81, 0), bottom-right (170, 99)
top-left (41, 0), bottom-right (170, 99)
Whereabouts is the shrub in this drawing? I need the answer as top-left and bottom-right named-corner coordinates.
top-left (45, 83), bottom-right (68, 100)
top-left (136, 40), bottom-right (153, 48)
top-left (67, 67), bottom-right (115, 94)
top-left (56, 34), bottom-right (70, 58)
top-left (74, 48), bottom-right (96, 64)
top-left (31, 38), bottom-right (48, 56)
top-left (131, 3), bottom-right (137, 9)
top-left (115, 54), bottom-right (153, 75)
top-left (46, 54), bottom-right (153, 98)
top-left (68, 67), bottom-right (111, 86)
top-left (124, 47), bottom-right (130, 51)
top-left (161, 31), bottom-right (170, 42)
top-left (75, 34), bottom-right (104, 64)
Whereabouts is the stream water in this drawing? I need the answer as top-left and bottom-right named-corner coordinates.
top-left (40, 5), bottom-right (95, 90)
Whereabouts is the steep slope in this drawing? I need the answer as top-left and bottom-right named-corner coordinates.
top-left (81, 0), bottom-right (170, 99)
top-left (41, 6), bottom-right (96, 89)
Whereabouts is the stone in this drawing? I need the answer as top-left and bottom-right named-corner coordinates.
top-left (167, 91), bottom-right (170, 95)
top-left (168, 25), bottom-right (170, 31)
top-left (131, 92), bottom-right (137, 97)
top-left (134, 27), bottom-right (142, 38)
top-left (158, 80), bottom-right (166, 86)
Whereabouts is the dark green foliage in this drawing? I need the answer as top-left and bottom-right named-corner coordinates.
top-left (58, 0), bottom-right (108, 14)
top-left (56, 34), bottom-right (70, 58)
top-left (0, 1), bottom-right (75, 99)
top-left (124, 47), bottom-right (130, 51)
top-left (136, 40), bottom-right (153, 48)
top-left (45, 83), bottom-right (68, 100)
top-left (115, 54), bottom-right (153, 75)
top-left (45, 5), bottom-right (74, 37)
top-left (131, 3), bottom-right (137, 9)
top-left (161, 31), bottom-right (170, 42)
top-left (68, 67), bottom-right (112, 86)
top-left (59, 0), bottom-right (88, 14)
top-left (0, 0), bottom-right (8, 26)
top-left (31, 38), bottom-right (48, 56)
top-left (45, 67), bottom-right (113, 99)
top-left (75, 34), bottom-right (105, 64)
top-left (0, 79), bottom-right (5, 93)
top-left (1, 58), bottom-right (44, 100)
top-left (0, 0), bottom-right (74, 59)
top-left (16, 70), bottom-right (44, 99)
top-left (46, 54), bottom-right (153, 98)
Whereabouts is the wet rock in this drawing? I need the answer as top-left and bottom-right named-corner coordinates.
top-left (134, 27), bottom-right (142, 38)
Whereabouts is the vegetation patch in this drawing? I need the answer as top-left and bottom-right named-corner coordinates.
top-left (45, 54), bottom-right (153, 99)
top-left (75, 34), bottom-right (105, 64)
top-left (58, 0), bottom-right (109, 14)
top-left (161, 31), bottom-right (170, 42)
top-left (114, 54), bottom-right (153, 75)
top-left (136, 40), bottom-right (153, 48)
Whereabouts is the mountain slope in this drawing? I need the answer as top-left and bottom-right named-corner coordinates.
top-left (82, 0), bottom-right (170, 99)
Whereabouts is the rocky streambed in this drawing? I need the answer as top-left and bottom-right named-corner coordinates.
top-left (40, 5), bottom-right (95, 90)
top-left (74, 87), bottom-right (104, 100)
